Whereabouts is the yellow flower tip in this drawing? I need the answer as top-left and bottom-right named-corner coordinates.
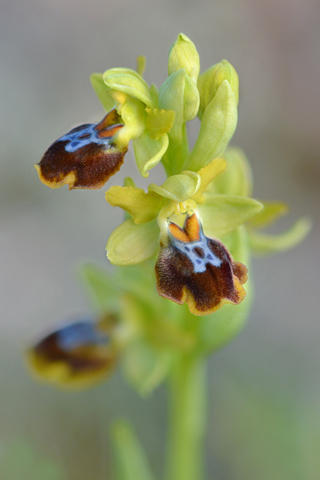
top-left (26, 319), bottom-right (118, 389)
top-left (155, 213), bottom-right (248, 316)
top-left (36, 109), bottom-right (128, 190)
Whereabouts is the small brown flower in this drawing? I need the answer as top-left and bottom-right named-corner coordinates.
top-left (155, 214), bottom-right (247, 316)
top-left (26, 318), bottom-right (118, 388)
top-left (35, 109), bottom-right (127, 190)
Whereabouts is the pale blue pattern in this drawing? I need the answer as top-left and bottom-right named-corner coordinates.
top-left (170, 228), bottom-right (222, 274)
top-left (56, 320), bottom-right (109, 351)
top-left (60, 124), bottom-right (112, 153)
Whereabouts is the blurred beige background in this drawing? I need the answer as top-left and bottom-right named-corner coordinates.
top-left (1, 0), bottom-right (320, 479)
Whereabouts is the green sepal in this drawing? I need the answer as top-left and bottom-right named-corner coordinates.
top-left (77, 263), bottom-right (120, 312)
top-left (105, 186), bottom-right (163, 224)
top-left (148, 171), bottom-right (201, 202)
top-left (90, 73), bottom-right (115, 112)
top-left (133, 131), bottom-right (169, 177)
top-left (159, 69), bottom-right (199, 142)
top-left (199, 227), bottom-right (252, 354)
top-left (112, 420), bottom-right (156, 480)
top-left (122, 339), bottom-right (171, 396)
top-left (199, 194), bottom-right (263, 238)
top-left (184, 80), bottom-right (237, 172)
top-left (198, 60), bottom-right (239, 119)
top-left (248, 217), bottom-right (312, 255)
top-left (145, 107), bottom-right (175, 139)
top-left (106, 219), bottom-right (159, 265)
top-left (248, 201), bottom-right (288, 228)
top-left (192, 157), bottom-right (227, 203)
top-left (103, 69), bottom-right (154, 107)
top-left (209, 147), bottom-right (253, 197)
top-left (168, 33), bottom-right (200, 84)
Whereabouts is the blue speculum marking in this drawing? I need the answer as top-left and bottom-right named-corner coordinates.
top-left (171, 229), bottom-right (222, 274)
top-left (59, 125), bottom-right (112, 153)
top-left (56, 321), bottom-right (109, 351)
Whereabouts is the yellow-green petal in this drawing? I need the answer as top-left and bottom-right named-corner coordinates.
top-left (198, 60), bottom-right (239, 119)
top-left (248, 201), bottom-right (289, 229)
top-left (208, 147), bottom-right (253, 197)
top-left (148, 171), bottom-right (201, 202)
top-left (90, 73), bottom-right (115, 111)
top-left (106, 219), bottom-right (159, 265)
top-left (145, 107), bottom-right (175, 140)
top-left (136, 56), bottom-right (146, 77)
top-left (168, 33), bottom-right (200, 84)
top-left (184, 80), bottom-right (237, 172)
top-left (105, 186), bottom-right (163, 223)
top-left (115, 97), bottom-right (146, 148)
top-left (103, 71), bottom-right (153, 107)
top-left (248, 217), bottom-right (312, 255)
top-left (199, 194), bottom-right (263, 238)
top-left (133, 131), bottom-right (169, 177)
top-left (192, 157), bottom-right (227, 203)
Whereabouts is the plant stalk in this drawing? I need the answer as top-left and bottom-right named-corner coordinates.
top-left (165, 353), bottom-right (207, 480)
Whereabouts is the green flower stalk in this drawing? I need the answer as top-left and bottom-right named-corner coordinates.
top-left (30, 33), bottom-right (311, 480)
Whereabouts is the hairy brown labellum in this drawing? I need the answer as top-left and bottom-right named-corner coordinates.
top-left (35, 109), bottom-right (127, 190)
top-left (27, 319), bottom-right (117, 387)
top-left (155, 214), bottom-right (247, 316)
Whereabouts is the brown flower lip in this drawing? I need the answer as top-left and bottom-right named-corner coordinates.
top-left (155, 214), bottom-right (248, 316)
top-left (35, 108), bottom-right (128, 190)
top-left (27, 319), bottom-right (118, 386)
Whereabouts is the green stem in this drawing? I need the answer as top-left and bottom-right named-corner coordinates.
top-left (162, 123), bottom-right (189, 177)
top-left (165, 353), bottom-right (207, 480)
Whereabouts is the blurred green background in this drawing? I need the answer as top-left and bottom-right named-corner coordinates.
top-left (1, 0), bottom-right (320, 479)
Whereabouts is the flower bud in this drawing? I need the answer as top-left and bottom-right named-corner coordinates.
top-left (168, 33), bottom-right (200, 84)
top-left (159, 70), bottom-right (199, 142)
top-left (198, 60), bottom-right (239, 119)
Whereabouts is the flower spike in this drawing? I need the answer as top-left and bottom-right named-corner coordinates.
top-left (155, 214), bottom-right (248, 316)
top-left (35, 109), bottom-right (128, 190)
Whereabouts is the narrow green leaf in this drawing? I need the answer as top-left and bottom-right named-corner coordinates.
top-left (112, 420), bottom-right (156, 480)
